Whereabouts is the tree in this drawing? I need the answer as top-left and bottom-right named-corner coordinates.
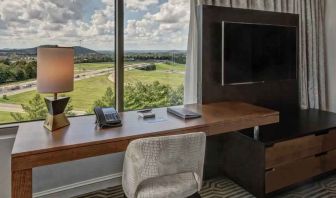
top-left (90, 82), bottom-right (184, 113)
top-left (11, 94), bottom-right (46, 121)
top-left (25, 61), bottom-right (37, 78)
top-left (0, 66), bottom-right (12, 83)
top-left (168, 84), bottom-right (184, 106)
top-left (124, 81), bottom-right (184, 111)
top-left (3, 59), bottom-right (10, 65)
top-left (87, 87), bottom-right (115, 113)
top-left (11, 94), bottom-right (75, 121)
top-left (124, 81), bottom-right (170, 110)
top-left (13, 68), bottom-right (26, 81)
top-left (137, 64), bottom-right (156, 71)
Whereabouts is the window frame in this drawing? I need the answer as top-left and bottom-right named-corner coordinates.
top-left (115, 0), bottom-right (189, 112)
top-left (0, 0), bottom-right (188, 127)
top-left (115, 0), bottom-right (124, 112)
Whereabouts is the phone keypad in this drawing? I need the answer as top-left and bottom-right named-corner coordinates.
top-left (102, 108), bottom-right (120, 122)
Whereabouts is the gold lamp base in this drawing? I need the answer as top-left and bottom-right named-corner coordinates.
top-left (44, 96), bottom-right (70, 131)
top-left (44, 113), bottom-right (70, 131)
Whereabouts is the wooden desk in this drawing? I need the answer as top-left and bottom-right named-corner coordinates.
top-left (11, 102), bottom-right (279, 198)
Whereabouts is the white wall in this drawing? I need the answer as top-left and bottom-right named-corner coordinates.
top-left (326, 0), bottom-right (336, 112)
top-left (0, 126), bottom-right (125, 198)
top-left (33, 152), bottom-right (125, 197)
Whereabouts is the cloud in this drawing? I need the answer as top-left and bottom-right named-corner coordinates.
top-left (125, 19), bottom-right (154, 37)
top-left (0, 0), bottom-right (116, 49)
top-left (0, 0), bottom-right (190, 50)
top-left (151, 0), bottom-right (189, 23)
top-left (125, 0), bottom-right (159, 11)
top-left (0, 16), bottom-right (6, 29)
top-left (124, 0), bottom-right (190, 50)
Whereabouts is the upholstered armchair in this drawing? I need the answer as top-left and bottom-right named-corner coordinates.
top-left (122, 132), bottom-right (206, 198)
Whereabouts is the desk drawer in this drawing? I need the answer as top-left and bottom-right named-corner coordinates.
top-left (322, 149), bottom-right (336, 172)
top-left (265, 155), bottom-right (322, 193)
top-left (323, 129), bottom-right (336, 151)
top-left (266, 134), bottom-right (324, 169)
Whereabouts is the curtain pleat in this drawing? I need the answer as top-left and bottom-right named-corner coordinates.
top-left (185, 0), bottom-right (327, 110)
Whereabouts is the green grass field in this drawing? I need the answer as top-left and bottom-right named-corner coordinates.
top-left (74, 61), bottom-right (152, 72)
top-left (75, 62), bottom-right (114, 74)
top-left (0, 75), bottom-right (113, 111)
top-left (0, 63), bottom-right (185, 115)
top-left (155, 63), bottom-right (185, 72)
top-left (125, 63), bottom-right (184, 88)
top-left (0, 111), bottom-right (24, 124)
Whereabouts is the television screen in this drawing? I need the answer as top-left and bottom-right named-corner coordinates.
top-left (223, 22), bottom-right (297, 85)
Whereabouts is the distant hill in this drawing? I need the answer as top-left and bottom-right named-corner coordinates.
top-left (73, 46), bottom-right (100, 56)
top-left (0, 46), bottom-right (100, 57)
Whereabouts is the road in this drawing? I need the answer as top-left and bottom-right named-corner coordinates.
top-left (0, 103), bottom-right (24, 113)
top-left (0, 63), bottom-right (149, 96)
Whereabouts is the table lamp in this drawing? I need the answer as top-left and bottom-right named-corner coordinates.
top-left (37, 46), bottom-right (74, 131)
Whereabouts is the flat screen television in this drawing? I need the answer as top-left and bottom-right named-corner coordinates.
top-left (222, 21), bottom-right (297, 85)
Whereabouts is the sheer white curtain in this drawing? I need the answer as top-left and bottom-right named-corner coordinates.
top-left (184, 0), bottom-right (199, 104)
top-left (185, 0), bottom-right (327, 110)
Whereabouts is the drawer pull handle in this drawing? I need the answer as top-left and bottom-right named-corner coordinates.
top-left (266, 168), bottom-right (275, 172)
top-left (315, 152), bottom-right (328, 157)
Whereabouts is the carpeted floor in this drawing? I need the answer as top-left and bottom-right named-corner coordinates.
top-left (75, 174), bottom-right (336, 198)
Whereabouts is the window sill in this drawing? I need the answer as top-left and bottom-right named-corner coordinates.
top-left (0, 114), bottom-right (98, 139)
top-left (0, 124), bottom-right (18, 139)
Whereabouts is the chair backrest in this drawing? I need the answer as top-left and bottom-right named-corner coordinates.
top-left (122, 132), bottom-right (206, 198)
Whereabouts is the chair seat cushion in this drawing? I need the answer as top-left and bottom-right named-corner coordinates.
top-left (136, 172), bottom-right (198, 198)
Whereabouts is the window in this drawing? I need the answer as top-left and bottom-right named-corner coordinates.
top-left (0, 0), bottom-right (115, 124)
top-left (123, 0), bottom-right (190, 111)
top-left (0, 0), bottom-right (190, 124)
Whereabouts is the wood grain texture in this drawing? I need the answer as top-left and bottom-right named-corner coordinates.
top-left (322, 149), bottom-right (336, 172)
top-left (266, 129), bottom-right (336, 169)
top-left (12, 169), bottom-right (32, 198)
top-left (323, 129), bottom-right (336, 151)
top-left (200, 6), bottom-right (300, 113)
top-left (266, 134), bottom-right (324, 169)
top-left (12, 140), bottom-right (129, 171)
top-left (12, 102), bottom-right (279, 166)
top-left (11, 102), bottom-right (279, 198)
top-left (255, 109), bottom-right (336, 145)
top-left (221, 132), bottom-right (265, 198)
top-left (265, 155), bottom-right (322, 193)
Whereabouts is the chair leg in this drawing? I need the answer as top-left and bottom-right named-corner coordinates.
top-left (188, 192), bottom-right (201, 198)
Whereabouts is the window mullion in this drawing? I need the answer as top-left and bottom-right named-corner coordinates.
top-left (115, 0), bottom-right (124, 112)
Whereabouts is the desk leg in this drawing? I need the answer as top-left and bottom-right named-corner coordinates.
top-left (12, 169), bottom-right (32, 198)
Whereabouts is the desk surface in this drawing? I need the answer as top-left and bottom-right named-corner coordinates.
top-left (11, 102), bottom-right (279, 198)
top-left (242, 109), bottom-right (336, 145)
top-left (12, 102), bottom-right (279, 159)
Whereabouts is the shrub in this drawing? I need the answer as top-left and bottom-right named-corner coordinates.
top-left (136, 64), bottom-right (156, 71)
top-left (91, 81), bottom-right (184, 112)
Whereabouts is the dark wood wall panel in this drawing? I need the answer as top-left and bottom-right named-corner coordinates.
top-left (199, 6), bottom-right (300, 112)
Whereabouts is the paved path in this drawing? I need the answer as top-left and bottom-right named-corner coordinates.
top-left (0, 103), bottom-right (24, 113)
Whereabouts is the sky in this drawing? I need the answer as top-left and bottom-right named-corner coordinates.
top-left (0, 0), bottom-right (190, 50)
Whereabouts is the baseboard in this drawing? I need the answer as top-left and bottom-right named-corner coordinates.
top-left (33, 172), bottom-right (122, 198)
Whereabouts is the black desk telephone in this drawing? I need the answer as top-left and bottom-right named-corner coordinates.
top-left (94, 107), bottom-right (122, 128)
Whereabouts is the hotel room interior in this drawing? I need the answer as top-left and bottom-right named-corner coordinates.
top-left (1, 0), bottom-right (336, 197)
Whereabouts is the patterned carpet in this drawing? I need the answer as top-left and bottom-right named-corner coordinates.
top-left (75, 174), bottom-right (336, 198)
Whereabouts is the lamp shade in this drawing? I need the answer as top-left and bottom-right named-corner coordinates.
top-left (37, 47), bottom-right (74, 93)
